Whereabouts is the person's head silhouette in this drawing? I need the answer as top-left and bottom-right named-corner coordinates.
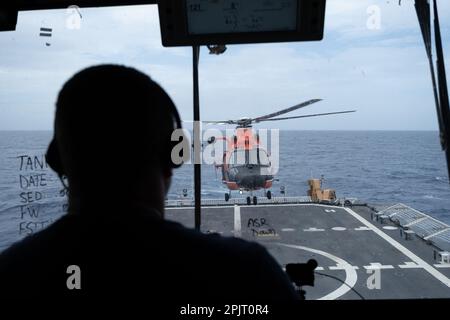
top-left (3, 68), bottom-right (298, 302)
top-left (46, 64), bottom-right (187, 216)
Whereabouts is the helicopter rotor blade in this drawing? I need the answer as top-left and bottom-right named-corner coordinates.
top-left (252, 99), bottom-right (322, 123)
top-left (257, 110), bottom-right (356, 122)
top-left (183, 120), bottom-right (236, 125)
top-left (183, 99), bottom-right (347, 125)
top-left (203, 120), bottom-right (236, 125)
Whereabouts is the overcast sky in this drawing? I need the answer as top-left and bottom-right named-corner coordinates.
top-left (0, 0), bottom-right (450, 130)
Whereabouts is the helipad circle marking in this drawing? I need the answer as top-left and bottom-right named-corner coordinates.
top-left (277, 243), bottom-right (358, 300)
top-left (383, 226), bottom-right (398, 230)
top-left (332, 227), bottom-right (347, 231)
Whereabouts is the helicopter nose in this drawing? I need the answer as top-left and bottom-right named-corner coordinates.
top-left (236, 174), bottom-right (265, 189)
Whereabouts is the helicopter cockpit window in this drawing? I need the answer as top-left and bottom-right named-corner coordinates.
top-left (248, 148), bottom-right (270, 166)
top-left (229, 149), bottom-right (244, 166)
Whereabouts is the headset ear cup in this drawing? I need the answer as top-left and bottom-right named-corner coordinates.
top-left (46, 139), bottom-right (64, 176)
top-left (150, 80), bottom-right (188, 169)
top-left (162, 89), bottom-right (189, 169)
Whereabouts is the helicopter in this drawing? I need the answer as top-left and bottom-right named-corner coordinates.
top-left (204, 99), bottom-right (356, 205)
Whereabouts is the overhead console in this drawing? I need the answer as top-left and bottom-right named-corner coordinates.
top-left (158, 0), bottom-right (326, 47)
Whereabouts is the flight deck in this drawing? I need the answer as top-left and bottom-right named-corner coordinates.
top-left (165, 199), bottom-right (450, 300)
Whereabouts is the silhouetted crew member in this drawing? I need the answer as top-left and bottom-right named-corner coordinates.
top-left (0, 65), bottom-right (297, 301)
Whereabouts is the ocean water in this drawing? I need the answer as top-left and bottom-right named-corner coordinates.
top-left (1, 130), bottom-right (449, 252)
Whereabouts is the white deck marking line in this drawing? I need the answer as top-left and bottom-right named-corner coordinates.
top-left (281, 228), bottom-right (296, 232)
top-left (293, 263), bottom-right (434, 271)
top-left (329, 264), bottom-right (359, 270)
top-left (354, 226), bottom-right (371, 231)
top-left (344, 207), bottom-right (450, 287)
top-left (332, 227), bottom-right (346, 231)
top-left (363, 263), bottom-right (394, 270)
top-left (382, 226), bottom-right (398, 230)
top-left (303, 227), bottom-right (325, 232)
top-left (234, 205), bottom-right (241, 237)
top-left (325, 209), bottom-right (336, 213)
top-left (278, 244), bottom-right (358, 300)
top-left (244, 203), bottom-right (348, 210)
top-left (399, 262), bottom-right (423, 269)
top-left (167, 203), bottom-right (348, 210)
top-left (316, 266), bottom-right (325, 271)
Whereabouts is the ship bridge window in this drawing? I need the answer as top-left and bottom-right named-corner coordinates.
top-left (2, 1), bottom-right (450, 303)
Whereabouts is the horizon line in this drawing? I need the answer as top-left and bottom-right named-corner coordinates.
top-left (0, 129), bottom-right (441, 132)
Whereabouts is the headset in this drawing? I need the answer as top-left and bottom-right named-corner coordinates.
top-left (45, 81), bottom-right (189, 178)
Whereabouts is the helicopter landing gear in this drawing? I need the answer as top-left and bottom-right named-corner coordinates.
top-left (246, 196), bottom-right (251, 205)
top-left (253, 196), bottom-right (258, 205)
top-left (225, 193), bottom-right (230, 202)
top-left (266, 190), bottom-right (272, 200)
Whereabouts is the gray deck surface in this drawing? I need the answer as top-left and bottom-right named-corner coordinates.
top-left (166, 203), bottom-right (450, 300)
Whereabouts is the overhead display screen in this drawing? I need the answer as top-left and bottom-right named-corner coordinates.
top-left (158, 0), bottom-right (325, 46)
top-left (186, 0), bottom-right (299, 35)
